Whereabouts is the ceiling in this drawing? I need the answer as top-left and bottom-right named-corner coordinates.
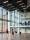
top-left (0, 0), bottom-right (30, 12)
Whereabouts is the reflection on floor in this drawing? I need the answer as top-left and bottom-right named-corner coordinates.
top-left (0, 33), bottom-right (30, 40)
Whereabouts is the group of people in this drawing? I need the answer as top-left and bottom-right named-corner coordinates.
top-left (12, 29), bottom-right (21, 35)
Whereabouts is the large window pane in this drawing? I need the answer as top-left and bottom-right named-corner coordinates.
top-left (0, 7), bottom-right (3, 19)
top-left (0, 7), bottom-right (3, 32)
top-left (9, 10), bottom-right (19, 27)
top-left (3, 9), bottom-right (8, 32)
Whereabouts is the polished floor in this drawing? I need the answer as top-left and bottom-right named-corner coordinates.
top-left (0, 33), bottom-right (30, 40)
top-left (0, 33), bottom-right (21, 40)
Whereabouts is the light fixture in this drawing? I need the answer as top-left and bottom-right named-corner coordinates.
top-left (7, 4), bottom-right (12, 6)
top-left (19, 3), bottom-right (24, 5)
top-left (17, 1), bottom-right (21, 3)
top-left (3, 1), bottom-right (8, 3)
top-left (9, 6), bottom-right (15, 8)
top-left (21, 5), bottom-right (25, 7)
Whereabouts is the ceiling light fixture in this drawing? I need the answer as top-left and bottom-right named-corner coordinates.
top-left (7, 4), bottom-right (12, 6)
top-left (17, 1), bottom-right (21, 3)
top-left (10, 6), bottom-right (15, 8)
top-left (19, 3), bottom-right (24, 5)
top-left (3, 1), bottom-right (8, 3)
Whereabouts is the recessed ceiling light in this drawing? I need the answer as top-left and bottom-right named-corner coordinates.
top-left (3, 1), bottom-right (8, 3)
top-left (17, 1), bottom-right (21, 3)
top-left (21, 5), bottom-right (25, 7)
top-left (19, 3), bottom-right (24, 5)
top-left (7, 4), bottom-right (12, 6)
top-left (10, 6), bottom-right (15, 8)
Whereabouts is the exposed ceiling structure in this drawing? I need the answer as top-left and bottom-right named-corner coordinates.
top-left (0, 0), bottom-right (30, 12)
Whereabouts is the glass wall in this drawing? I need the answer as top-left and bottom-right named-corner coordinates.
top-left (3, 9), bottom-right (8, 32)
top-left (0, 7), bottom-right (30, 33)
top-left (0, 7), bottom-right (3, 32)
top-left (0, 7), bottom-right (8, 32)
top-left (9, 10), bottom-right (19, 27)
